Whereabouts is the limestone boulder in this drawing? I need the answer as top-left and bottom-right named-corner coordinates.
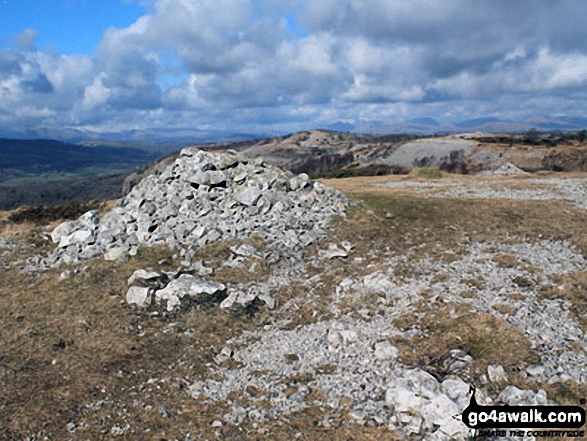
top-left (155, 274), bottom-right (226, 312)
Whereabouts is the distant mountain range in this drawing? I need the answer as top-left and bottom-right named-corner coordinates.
top-left (0, 126), bottom-right (265, 146)
top-left (348, 115), bottom-right (587, 136)
top-left (2, 116), bottom-right (587, 144)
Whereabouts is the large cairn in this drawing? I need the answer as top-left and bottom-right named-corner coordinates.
top-left (45, 148), bottom-right (348, 310)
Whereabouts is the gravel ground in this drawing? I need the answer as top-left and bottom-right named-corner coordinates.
top-left (377, 177), bottom-right (587, 209)
top-left (190, 238), bottom-right (586, 439)
top-left (4, 171), bottom-right (586, 440)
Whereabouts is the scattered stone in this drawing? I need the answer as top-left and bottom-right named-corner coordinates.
top-left (214, 346), bottom-right (234, 365)
top-left (157, 403), bottom-right (170, 418)
top-left (497, 386), bottom-right (548, 406)
top-left (349, 409), bottom-right (366, 422)
top-left (155, 275), bottom-right (226, 311)
top-left (127, 269), bottom-right (168, 288)
top-left (219, 283), bottom-right (275, 310)
top-left (327, 329), bottom-right (343, 346)
top-left (526, 365), bottom-right (545, 378)
top-left (479, 162), bottom-right (529, 176)
top-left (385, 368), bottom-right (470, 439)
top-left (339, 329), bottom-right (358, 343)
top-left (110, 424), bottom-right (130, 437)
top-left (104, 247), bottom-right (128, 262)
top-left (66, 422), bottom-right (78, 434)
top-left (487, 365), bottom-right (508, 383)
top-left (229, 243), bottom-right (261, 258)
top-left (192, 260), bottom-right (214, 276)
top-left (378, 177), bottom-right (587, 210)
top-left (319, 243), bottom-right (349, 259)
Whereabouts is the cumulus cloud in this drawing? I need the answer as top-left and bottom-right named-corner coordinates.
top-left (1, 0), bottom-right (587, 137)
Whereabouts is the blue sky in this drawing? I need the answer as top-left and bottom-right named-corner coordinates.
top-left (1, 0), bottom-right (587, 140)
top-left (0, 0), bottom-right (146, 54)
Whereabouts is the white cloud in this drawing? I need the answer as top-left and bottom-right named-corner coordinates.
top-left (2, 0), bottom-right (587, 137)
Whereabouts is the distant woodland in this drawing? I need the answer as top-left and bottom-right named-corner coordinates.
top-left (0, 138), bottom-right (157, 184)
top-left (0, 138), bottom-right (160, 210)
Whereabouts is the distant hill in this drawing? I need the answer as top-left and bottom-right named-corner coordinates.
top-left (0, 138), bottom-right (164, 210)
top-left (0, 138), bottom-right (159, 185)
top-left (0, 174), bottom-right (128, 211)
top-left (2, 129), bottom-right (586, 211)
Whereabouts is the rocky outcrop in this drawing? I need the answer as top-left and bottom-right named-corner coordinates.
top-left (377, 138), bottom-right (476, 173)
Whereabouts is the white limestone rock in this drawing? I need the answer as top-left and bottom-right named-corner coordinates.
top-left (497, 386), bottom-right (548, 406)
top-left (487, 364), bottom-right (508, 383)
top-left (51, 221), bottom-right (80, 245)
top-left (126, 286), bottom-right (152, 308)
top-left (43, 149), bottom-right (347, 271)
top-left (233, 186), bottom-right (262, 206)
top-left (373, 341), bottom-right (398, 361)
top-left (219, 283), bottom-right (275, 310)
top-left (127, 269), bottom-right (168, 288)
top-left (155, 274), bottom-right (225, 312)
top-left (319, 243), bottom-right (349, 259)
top-left (104, 247), bottom-right (129, 262)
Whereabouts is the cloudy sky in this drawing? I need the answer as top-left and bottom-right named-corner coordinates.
top-left (1, 0), bottom-right (587, 140)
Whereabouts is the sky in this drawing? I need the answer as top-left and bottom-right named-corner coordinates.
top-left (1, 0), bottom-right (587, 140)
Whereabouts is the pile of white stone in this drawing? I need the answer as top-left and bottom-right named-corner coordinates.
top-left (45, 148), bottom-right (347, 268)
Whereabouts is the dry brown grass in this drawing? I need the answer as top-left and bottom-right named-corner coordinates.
top-left (409, 166), bottom-right (443, 179)
top-left (538, 270), bottom-right (587, 332)
top-left (0, 233), bottom-right (396, 440)
top-left (320, 171), bottom-right (587, 194)
top-left (2, 173), bottom-right (587, 439)
top-left (0, 243), bottom-right (273, 440)
top-left (392, 303), bottom-right (540, 376)
top-left (322, 176), bottom-right (587, 258)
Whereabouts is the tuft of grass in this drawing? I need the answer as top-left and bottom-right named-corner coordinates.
top-left (410, 166), bottom-right (443, 179)
top-left (392, 303), bottom-right (540, 375)
top-left (492, 254), bottom-right (520, 268)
